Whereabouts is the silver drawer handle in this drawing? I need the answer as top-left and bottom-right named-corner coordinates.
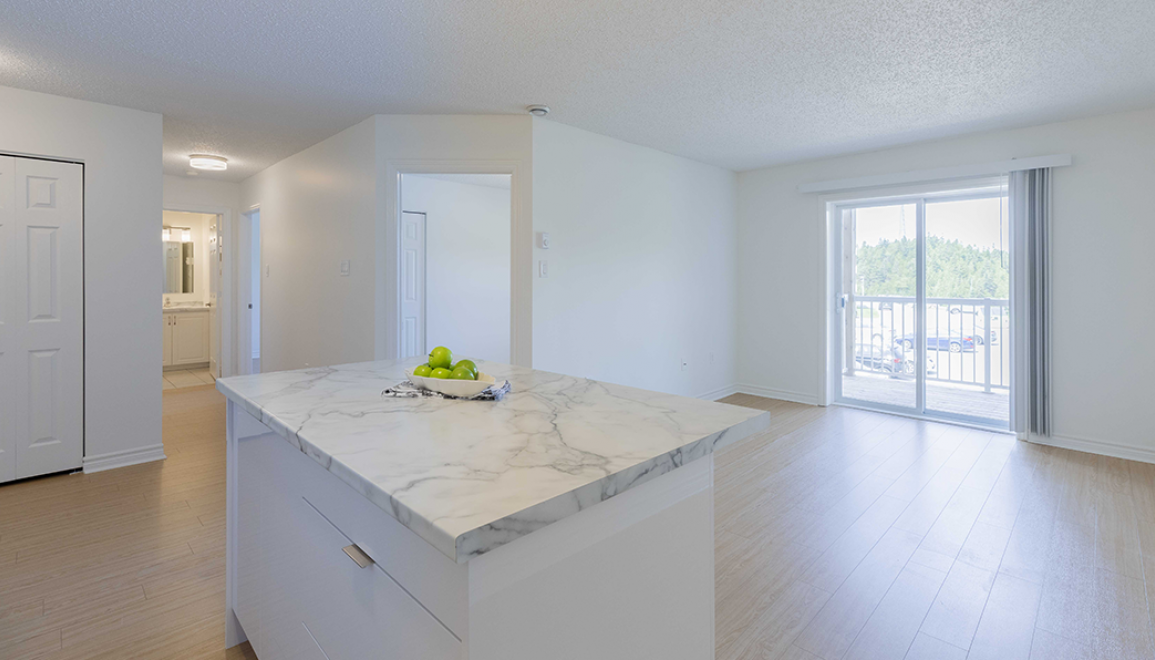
top-left (342, 544), bottom-right (374, 569)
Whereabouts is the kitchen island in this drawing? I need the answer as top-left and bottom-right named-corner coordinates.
top-left (218, 360), bottom-right (769, 660)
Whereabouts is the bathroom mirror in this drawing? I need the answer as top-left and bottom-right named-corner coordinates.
top-left (163, 229), bottom-right (195, 294)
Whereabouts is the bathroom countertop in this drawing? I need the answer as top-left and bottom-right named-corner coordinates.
top-left (163, 305), bottom-right (212, 313)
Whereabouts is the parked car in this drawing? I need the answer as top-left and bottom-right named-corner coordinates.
top-left (944, 305), bottom-right (1006, 345)
top-left (855, 344), bottom-right (937, 377)
top-left (895, 333), bottom-right (976, 353)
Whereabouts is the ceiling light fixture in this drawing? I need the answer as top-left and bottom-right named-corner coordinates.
top-left (527, 105), bottom-right (550, 117)
top-left (189, 154), bottom-right (228, 171)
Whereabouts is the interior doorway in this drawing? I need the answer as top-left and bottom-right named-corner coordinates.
top-left (398, 173), bottom-right (512, 364)
top-left (831, 182), bottom-right (1011, 429)
top-left (161, 209), bottom-right (219, 390)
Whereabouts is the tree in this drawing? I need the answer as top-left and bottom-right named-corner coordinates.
top-left (856, 237), bottom-right (1009, 299)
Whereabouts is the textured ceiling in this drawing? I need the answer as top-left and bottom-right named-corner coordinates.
top-left (2, 0), bottom-right (1154, 181)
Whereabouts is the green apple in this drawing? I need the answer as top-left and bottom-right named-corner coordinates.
top-left (451, 359), bottom-right (478, 378)
top-left (450, 366), bottom-right (477, 380)
top-left (428, 346), bottom-right (453, 370)
top-left (412, 364), bottom-right (432, 378)
top-left (430, 367), bottom-right (452, 379)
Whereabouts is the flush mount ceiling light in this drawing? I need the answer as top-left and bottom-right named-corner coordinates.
top-left (526, 105), bottom-right (550, 117)
top-left (189, 154), bottom-right (228, 171)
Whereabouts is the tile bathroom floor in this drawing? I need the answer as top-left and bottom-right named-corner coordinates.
top-left (162, 368), bottom-right (216, 390)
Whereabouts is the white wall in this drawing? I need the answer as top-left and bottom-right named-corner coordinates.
top-left (0, 85), bottom-right (163, 466)
top-left (164, 174), bottom-right (241, 217)
top-left (738, 106), bottom-right (1155, 459)
top-left (239, 115), bottom-right (534, 373)
top-left (532, 120), bottom-right (739, 399)
top-left (246, 114), bottom-right (738, 400)
top-left (239, 117), bottom-right (378, 372)
top-left (401, 175), bottom-right (511, 363)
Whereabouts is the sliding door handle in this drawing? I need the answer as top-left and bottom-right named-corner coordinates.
top-left (342, 544), bottom-right (374, 569)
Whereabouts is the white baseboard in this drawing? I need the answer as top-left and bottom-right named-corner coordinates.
top-left (1030, 434), bottom-right (1155, 465)
top-left (83, 444), bottom-right (167, 474)
top-left (733, 384), bottom-right (820, 406)
top-left (697, 384), bottom-right (740, 401)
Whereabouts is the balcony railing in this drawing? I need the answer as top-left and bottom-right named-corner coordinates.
top-left (847, 295), bottom-right (1010, 393)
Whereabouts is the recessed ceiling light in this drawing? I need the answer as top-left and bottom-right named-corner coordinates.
top-left (189, 154), bottom-right (228, 171)
top-left (527, 105), bottom-right (550, 117)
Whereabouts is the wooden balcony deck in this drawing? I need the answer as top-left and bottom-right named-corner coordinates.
top-left (841, 373), bottom-right (1009, 425)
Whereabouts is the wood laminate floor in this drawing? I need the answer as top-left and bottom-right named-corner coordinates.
top-left (715, 393), bottom-right (1155, 660)
top-left (0, 384), bottom-right (255, 660)
top-left (2, 386), bottom-right (1153, 659)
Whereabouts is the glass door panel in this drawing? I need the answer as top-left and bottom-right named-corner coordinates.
top-left (840, 203), bottom-right (919, 410)
top-left (924, 196), bottom-right (1011, 424)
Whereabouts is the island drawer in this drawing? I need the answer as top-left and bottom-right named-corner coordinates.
top-left (239, 430), bottom-right (464, 659)
top-left (290, 490), bottom-right (461, 659)
top-left (291, 448), bottom-right (469, 637)
top-left (234, 408), bottom-right (469, 637)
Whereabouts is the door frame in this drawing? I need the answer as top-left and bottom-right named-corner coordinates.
top-left (381, 160), bottom-right (530, 366)
top-left (164, 203), bottom-right (234, 378)
top-left (822, 179), bottom-right (1010, 429)
top-left (237, 206), bottom-right (260, 375)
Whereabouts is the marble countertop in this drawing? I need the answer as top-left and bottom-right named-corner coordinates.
top-left (217, 359), bottom-right (769, 563)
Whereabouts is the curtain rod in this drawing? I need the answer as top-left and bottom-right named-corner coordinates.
top-left (797, 154), bottom-right (1072, 194)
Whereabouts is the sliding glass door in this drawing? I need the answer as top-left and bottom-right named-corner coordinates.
top-left (834, 184), bottom-right (1010, 429)
top-left (839, 202), bottom-right (919, 410)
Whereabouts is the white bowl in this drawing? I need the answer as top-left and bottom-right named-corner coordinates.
top-left (407, 369), bottom-right (498, 398)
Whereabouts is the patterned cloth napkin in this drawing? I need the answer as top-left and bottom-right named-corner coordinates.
top-left (381, 379), bottom-right (513, 402)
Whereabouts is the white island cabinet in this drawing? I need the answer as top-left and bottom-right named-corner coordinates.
top-left (218, 360), bottom-right (769, 660)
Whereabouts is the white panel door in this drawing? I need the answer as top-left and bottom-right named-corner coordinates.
top-left (0, 157), bottom-right (16, 482)
top-left (399, 211), bottom-right (426, 359)
top-left (6, 156), bottom-right (84, 481)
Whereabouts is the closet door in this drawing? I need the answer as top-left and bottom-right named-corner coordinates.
top-left (7, 156), bottom-right (84, 481)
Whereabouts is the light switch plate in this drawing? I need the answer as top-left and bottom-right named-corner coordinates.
top-left (538, 232), bottom-right (551, 249)
top-left (539, 260), bottom-right (548, 278)
top-left (340, 259), bottom-right (351, 276)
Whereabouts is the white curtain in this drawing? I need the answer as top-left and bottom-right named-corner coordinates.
top-left (1009, 168), bottom-right (1051, 438)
